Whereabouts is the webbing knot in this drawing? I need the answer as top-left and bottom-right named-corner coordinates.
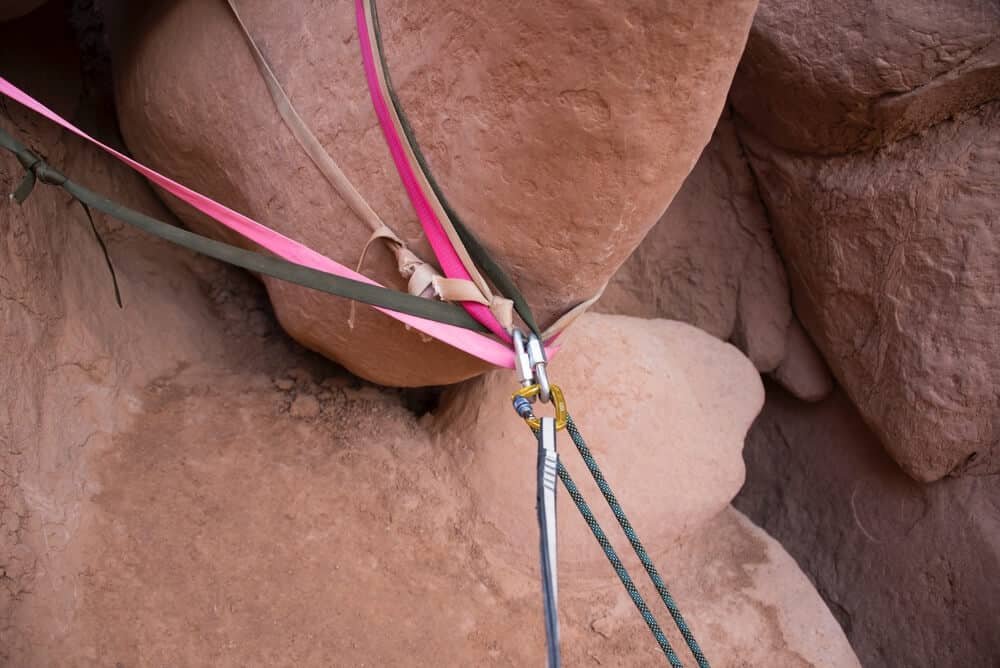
top-left (17, 149), bottom-right (66, 185)
top-left (10, 149), bottom-right (68, 204)
top-left (34, 161), bottom-right (68, 187)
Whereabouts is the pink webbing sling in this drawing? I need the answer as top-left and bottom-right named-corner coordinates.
top-left (0, 75), bottom-right (537, 367)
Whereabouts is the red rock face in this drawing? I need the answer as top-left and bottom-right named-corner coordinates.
top-left (2, 104), bottom-right (859, 665)
top-left (597, 114), bottom-right (834, 402)
top-left (731, 0), bottom-right (1000, 154)
top-left (736, 385), bottom-right (1000, 668)
top-left (740, 99), bottom-right (1000, 482)
top-left (110, 0), bottom-right (759, 386)
top-left (727, 0), bottom-right (1000, 481)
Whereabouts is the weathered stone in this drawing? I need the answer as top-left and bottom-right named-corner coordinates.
top-left (598, 116), bottom-right (791, 371)
top-left (742, 101), bottom-right (1000, 481)
top-left (0, 112), bottom-right (856, 664)
top-left (110, 0), bottom-right (758, 386)
top-left (731, 0), bottom-right (1000, 154)
top-left (770, 319), bottom-right (834, 403)
top-left (1, 5), bottom-right (860, 667)
top-left (597, 115), bottom-right (832, 401)
top-left (551, 506), bottom-right (862, 667)
top-left (434, 313), bottom-right (763, 576)
top-left (736, 385), bottom-right (1000, 668)
top-left (0, 96), bottom-right (272, 667)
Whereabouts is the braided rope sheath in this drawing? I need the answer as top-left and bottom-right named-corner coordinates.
top-left (565, 416), bottom-right (710, 668)
top-left (556, 461), bottom-right (684, 667)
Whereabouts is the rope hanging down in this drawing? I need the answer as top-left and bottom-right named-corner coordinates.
top-left (526, 412), bottom-right (710, 667)
top-left (564, 417), bottom-right (710, 668)
top-left (512, 337), bottom-right (708, 667)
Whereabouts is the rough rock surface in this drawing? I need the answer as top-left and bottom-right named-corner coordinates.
top-left (769, 319), bottom-right (834, 402)
top-left (742, 102), bottom-right (1000, 481)
top-left (1, 86), bottom-right (858, 668)
top-left (731, 0), bottom-right (1000, 154)
top-left (0, 78), bottom-right (279, 667)
top-left (598, 116), bottom-right (790, 372)
top-left (597, 114), bottom-right (833, 401)
top-left (434, 313), bottom-right (763, 576)
top-left (736, 385), bottom-right (1000, 668)
top-left (108, 0), bottom-right (759, 386)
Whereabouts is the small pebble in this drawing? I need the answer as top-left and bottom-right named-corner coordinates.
top-left (274, 378), bottom-right (295, 391)
top-left (289, 394), bottom-right (321, 419)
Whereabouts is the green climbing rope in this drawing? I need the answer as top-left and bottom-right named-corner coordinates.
top-left (565, 416), bottom-right (710, 667)
top-left (527, 412), bottom-right (709, 666)
top-left (556, 456), bottom-right (685, 666)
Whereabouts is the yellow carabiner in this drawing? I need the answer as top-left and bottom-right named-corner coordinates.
top-left (512, 383), bottom-right (568, 431)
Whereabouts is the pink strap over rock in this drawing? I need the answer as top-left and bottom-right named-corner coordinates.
top-left (0, 76), bottom-right (549, 368)
top-left (353, 0), bottom-right (512, 342)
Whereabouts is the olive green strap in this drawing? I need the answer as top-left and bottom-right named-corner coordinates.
top-left (0, 126), bottom-right (489, 333)
top-left (368, 0), bottom-right (541, 337)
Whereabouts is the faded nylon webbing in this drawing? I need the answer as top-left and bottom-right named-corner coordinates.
top-left (224, 0), bottom-right (443, 303)
top-left (362, 0), bottom-right (530, 335)
top-left (354, 0), bottom-right (515, 341)
top-left (0, 75), bottom-right (544, 367)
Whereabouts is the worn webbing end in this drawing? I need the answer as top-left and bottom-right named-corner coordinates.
top-left (11, 168), bottom-right (35, 204)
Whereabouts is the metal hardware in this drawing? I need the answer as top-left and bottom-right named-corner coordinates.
top-left (512, 384), bottom-right (568, 431)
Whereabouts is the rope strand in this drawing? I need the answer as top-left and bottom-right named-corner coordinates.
top-left (565, 415), bottom-right (709, 668)
top-left (557, 460), bottom-right (684, 667)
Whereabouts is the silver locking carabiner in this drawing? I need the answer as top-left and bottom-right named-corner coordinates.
top-left (526, 332), bottom-right (551, 403)
top-left (513, 329), bottom-right (535, 389)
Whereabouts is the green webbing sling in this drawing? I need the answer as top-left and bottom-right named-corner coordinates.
top-left (0, 125), bottom-right (489, 333)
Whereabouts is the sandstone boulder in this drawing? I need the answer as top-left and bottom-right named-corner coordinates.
top-left (731, 0), bottom-right (1000, 154)
top-left (741, 102), bottom-right (1000, 481)
top-left (57, 366), bottom-right (855, 667)
top-left (598, 116), bottom-right (791, 372)
top-left (434, 312), bottom-right (763, 576)
top-left (109, 0), bottom-right (759, 386)
top-left (736, 385), bottom-right (1000, 668)
top-left (1, 6), bottom-right (862, 666)
top-left (0, 112), bottom-right (857, 663)
top-left (670, 507), bottom-right (862, 668)
top-left (770, 318), bottom-right (834, 402)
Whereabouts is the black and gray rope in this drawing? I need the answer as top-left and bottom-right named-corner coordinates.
top-left (565, 416), bottom-right (710, 668)
top-left (556, 459), bottom-right (684, 668)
